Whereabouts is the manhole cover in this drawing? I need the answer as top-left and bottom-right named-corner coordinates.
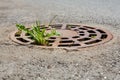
top-left (10, 24), bottom-right (113, 49)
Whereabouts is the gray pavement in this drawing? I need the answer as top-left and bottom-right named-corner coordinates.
top-left (0, 0), bottom-right (120, 80)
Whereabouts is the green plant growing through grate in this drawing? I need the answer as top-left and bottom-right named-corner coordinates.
top-left (16, 20), bottom-right (60, 46)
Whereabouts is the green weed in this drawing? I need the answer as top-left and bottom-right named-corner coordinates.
top-left (16, 21), bottom-right (60, 45)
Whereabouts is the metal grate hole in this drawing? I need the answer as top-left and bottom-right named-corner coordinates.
top-left (83, 26), bottom-right (95, 29)
top-left (67, 25), bottom-right (79, 28)
top-left (47, 40), bottom-right (55, 43)
top-left (26, 28), bottom-right (30, 29)
top-left (70, 26), bottom-right (76, 28)
top-left (79, 34), bottom-right (85, 36)
top-left (49, 37), bottom-right (56, 39)
top-left (79, 28), bottom-right (87, 30)
top-left (40, 27), bottom-right (48, 29)
top-left (28, 36), bottom-right (34, 39)
top-left (48, 44), bottom-right (52, 46)
top-left (72, 36), bottom-right (79, 38)
top-left (58, 44), bottom-right (71, 47)
top-left (89, 34), bottom-right (97, 37)
top-left (16, 38), bottom-right (29, 42)
top-left (101, 34), bottom-right (108, 39)
top-left (74, 29), bottom-right (79, 31)
top-left (15, 33), bottom-right (20, 37)
top-left (97, 29), bottom-right (105, 33)
top-left (78, 38), bottom-right (91, 42)
top-left (25, 33), bottom-right (30, 36)
top-left (61, 37), bottom-right (69, 39)
top-left (30, 42), bottom-right (52, 46)
top-left (40, 25), bottom-right (45, 27)
top-left (30, 42), bottom-right (36, 45)
top-left (87, 30), bottom-right (96, 33)
top-left (50, 24), bottom-right (62, 29)
top-left (79, 31), bottom-right (84, 33)
top-left (60, 40), bottom-right (74, 43)
top-left (15, 32), bottom-right (21, 37)
top-left (30, 42), bottom-right (44, 46)
top-left (58, 43), bottom-right (80, 47)
top-left (71, 44), bottom-right (81, 46)
top-left (85, 40), bottom-right (102, 45)
top-left (39, 25), bottom-right (49, 29)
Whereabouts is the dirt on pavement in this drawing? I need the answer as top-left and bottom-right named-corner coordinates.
top-left (0, 0), bottom-right (120, 80)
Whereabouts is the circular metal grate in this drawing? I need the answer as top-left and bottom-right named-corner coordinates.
top-left (10, 24), bottom-right (113, 49)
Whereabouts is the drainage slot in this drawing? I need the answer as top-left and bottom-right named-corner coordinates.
top-left (40, 25), bottom-right (45, 27)
top-left (101, 34), bottom-right (108, 39)
top-left (16, 38), bottom-right (29, 42)
top-left (30, 42), bottom-right (37, 45)
top-left (39, 25), bottom-right (48, 29)
top-left (60, 40), bottom-right (74, 43)
top-left (30, 42), bottom-right (45, 46)
top-left (89, 34), bottom-right (97, 38)
top-left (58, 43), bottom-right (80, 47)
top-left (79, 31), bottom-right (84, 33)
top-left (49, 37), bottom-right (56, 39)
top-left (50, 24), bottom-right (62, 29)
top-left (72, 36), bottom-right (79, 38)
top-left (78, 38), bottom-right (91, 41)
top-left (58, 44), bottom-right (70, 47)
top-left (97, 29), bottom-right (105, 33)
top-left (71, 44), bottom-right (80, 46)
top-left (83, 26), bottom-right (95, 29)
top-left (47, 40), bottom-right (55, 43)
top-left (85, 40), bottom-right (102, 45)
top-left (79, 28), bottom-right (87, 30)
top-left (87, 30), bottom-right (96, 33)
top-left (48, 44), bottom-right (52, 46)
top-left (25, 33), bottom-right (30, 36)
top-left (15, 33), bottom-right (20, 37)
top-left (28, 36), bottom-right (34, 39)
top-left (67, 25), bottom-right (79, 28)
top-left (61, 37), bottom-right (69, 39)
top-left (40, 27), bottom-right (48, 29)
top-left (79, 34), bottom-right (85, 36)
top-left (74, 29), bottom-right (79, 31)
top-left (70, 26), bottom-right (76, 28)
top-left (15, 31), bottom-right (21, 37)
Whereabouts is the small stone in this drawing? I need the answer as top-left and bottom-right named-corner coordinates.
top-left (104, 76), bottom-right (107, 79)
top-left (118, 71), bottom-right (120, 74)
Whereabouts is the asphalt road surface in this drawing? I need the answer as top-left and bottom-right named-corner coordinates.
top-left (0, 0), bottom-right (120, 80)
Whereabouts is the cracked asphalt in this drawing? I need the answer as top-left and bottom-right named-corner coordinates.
top-left (0, 0), bottom-right (120, 80)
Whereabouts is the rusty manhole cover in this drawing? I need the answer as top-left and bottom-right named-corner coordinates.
top-left (10, 24), bottom-right (113, 49)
